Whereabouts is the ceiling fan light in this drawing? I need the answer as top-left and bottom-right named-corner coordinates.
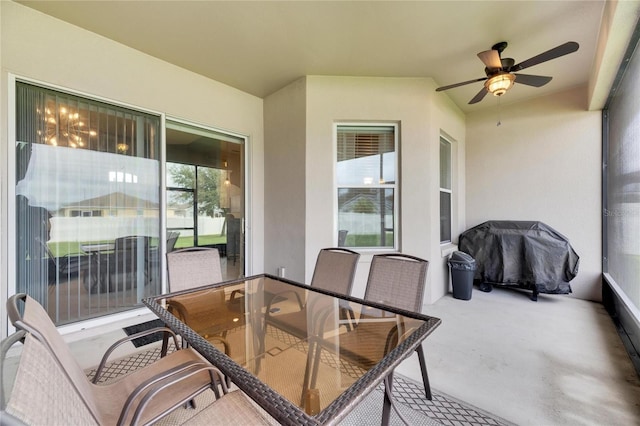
top-left (485, 73), bottom-right (516, 96)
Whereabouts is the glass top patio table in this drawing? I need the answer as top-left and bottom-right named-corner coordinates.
top-left (143, 274), bottom-right (441, 425)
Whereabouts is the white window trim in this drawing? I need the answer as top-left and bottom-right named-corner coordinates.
top-left (334, 122), bottom-right (399, 251)
top-left (166, 116), bottom-right (251, 276)
top-left (6, 74), bottom-right (169, 335)
top-left (440, 135), bottom-right (454, 245)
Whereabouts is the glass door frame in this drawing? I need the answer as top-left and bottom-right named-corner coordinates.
top-left (165, 117), bottom-right (249, 282)
top-left (5, 75), bottom-right (251, 336)
top-left (6, 74), bottom-right (168, 334)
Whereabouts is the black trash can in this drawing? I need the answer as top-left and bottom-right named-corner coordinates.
top-left (448, 251), bottom-right (476, 300)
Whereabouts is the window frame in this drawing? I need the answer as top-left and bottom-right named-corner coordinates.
top-left (11, 76), bottom-right (163, 326)
top-left (440, 136), bottom-right (453, 244)
top-left (334, 122), bottom-right (399, 251)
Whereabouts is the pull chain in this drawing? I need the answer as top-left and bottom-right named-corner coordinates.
top-left (496, 96), bottom-right (502, 126)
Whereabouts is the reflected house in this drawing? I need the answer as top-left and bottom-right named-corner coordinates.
top-left (54, 193), bottom-right (161, 295)
top-left (57, 193), bottom-right (161, 297)
top-left (166, 201), bottom-right (193, 219)
top-left (17, 144), bottom-right (161, 246)
top-left (59, 192), bottom-right (159, 219)
top-left (16, 143), bottom-right (160, 214)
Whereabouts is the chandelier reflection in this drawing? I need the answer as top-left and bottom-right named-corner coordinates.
top-left (37, 105), bottom-right (96, 148)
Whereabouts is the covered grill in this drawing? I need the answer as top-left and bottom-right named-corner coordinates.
top-left (458, 221), bottom-right (579, 301)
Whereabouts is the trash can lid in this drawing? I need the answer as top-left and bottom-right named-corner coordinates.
top-left (449, 251), bottom-right (475, 263)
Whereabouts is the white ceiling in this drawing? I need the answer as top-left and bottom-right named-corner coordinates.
top-left (19, 1), bottom-right (611, 113)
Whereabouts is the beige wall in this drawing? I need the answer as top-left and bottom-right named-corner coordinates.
top-left (0, 2), bottom-right (265, 330)
top-left (265, 76), bottom-right (466, 304)
top-left (466, 86), bottom-right (602, 301)
top-left (264, 78), bottom-right (307, 280)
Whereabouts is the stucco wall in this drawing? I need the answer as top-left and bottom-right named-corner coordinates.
top-left (0, 2), bottom-right (265, 334)
top-left (264, 78), bottom-right (307, 280)
top-left (465, 86), bottom-right (602, 301)
top-left (303, 76), bottom-right (466, 304)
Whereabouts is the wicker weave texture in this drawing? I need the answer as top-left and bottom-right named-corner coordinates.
top-left (144, 275), bottom-right (442, 426)
top-left (167, 247), bottom-right (223, 292)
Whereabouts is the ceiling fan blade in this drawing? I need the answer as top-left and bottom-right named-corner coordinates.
top-left (513, 74), bottom-right (552, 87)
top-left (436, 77), bottom-right (487, 92)
top-left (510, 41), bottom-right (579, 72)
top-left (468, 87), bottom-right (489, 104)
top-left (477, 49), bottom-right (502, 70)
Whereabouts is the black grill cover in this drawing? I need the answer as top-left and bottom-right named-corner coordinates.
top-left (458, 221), bottom-right (579, 294)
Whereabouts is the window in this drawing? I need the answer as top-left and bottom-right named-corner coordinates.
top-left (336, 124), bottom-right (397, 249)
top-left (440, 137), bottom-right (452, 243)
top-left (166, 163), bottom-right (226, 247)
top-left (15, 81), bottom-right (160, 325)
top-left (70, 210), bottom-right (103, 217)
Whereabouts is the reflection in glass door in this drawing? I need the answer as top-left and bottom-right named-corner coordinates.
top-left (166, 121), bottom-right (245, 281)
top-left (15, 82), bottom-right (161, 325)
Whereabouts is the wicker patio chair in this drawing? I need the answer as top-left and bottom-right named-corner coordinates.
top-left (265, 247), bottom-right (360, 339)
top-left (3, 293), bottom-right (226, 425)
top-left (309, 253), bottom-right (432, 402)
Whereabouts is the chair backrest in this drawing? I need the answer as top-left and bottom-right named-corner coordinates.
top-left (364, 253), bottom-right (429, 312)
top-left (337, 230), bottom-right (349, 247)
top-left (310, 248), bottom-right (360, 295)
top-left (166, 247), bottom-right (223, 292)
top-left (1, 330), bottom-right (98, 425)
top-left (7, 294), bottom-right (101, 422)
top-left (112, 235), bottom-right (151, 271)
top-left (166, 231), bottom-right (180, 253)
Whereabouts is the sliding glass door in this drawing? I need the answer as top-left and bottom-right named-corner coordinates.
top-left (166, 120), bottom-right (245, 280)
top-left (15, 82), bottom-right (161, 325)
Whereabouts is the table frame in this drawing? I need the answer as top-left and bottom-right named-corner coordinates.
top-left (143, 274), bottom-right (441, 426)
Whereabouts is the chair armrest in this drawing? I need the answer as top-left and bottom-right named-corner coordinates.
top-left (382, 318), bottom-right (418, 356)
top-left (338, 301), bottom-right (356, 331)
top-left (266, 289), bottom-right (304, 311)
top-left (206, 336), bottom-right (231, 355)
top-left (6, 294), bottom-right (27, 327)
top-left (165, 300), bottom-right (232, 356)
top-left (91, 327), bottom-right (180, 383)
top-left (167, 289), bottom-right (226, 323)
top-left (167, 300), bottom-right (190, 323)
top-left (307, 300), bottom-right (347, 336)
top-left (1, 330), bottom-right (28, 411)
top-left (229, 289), bottom-right (245, 302)
top-left (118, 361), bottom-right (225, 426)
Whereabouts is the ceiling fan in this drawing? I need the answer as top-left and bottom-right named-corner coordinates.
top-left (435, 41), bottom-right (579, 104)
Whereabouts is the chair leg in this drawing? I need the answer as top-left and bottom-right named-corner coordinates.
top-left (160, 332), bottom-right (169, 357)
top-left (310, 339), bottom-right (323, 390)
top-left (382, 372), bottom-right (394, 426)
top-left (416, 344), bottom-right (432, 400)
top-left (301, 338), bottom-right (320, 406)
